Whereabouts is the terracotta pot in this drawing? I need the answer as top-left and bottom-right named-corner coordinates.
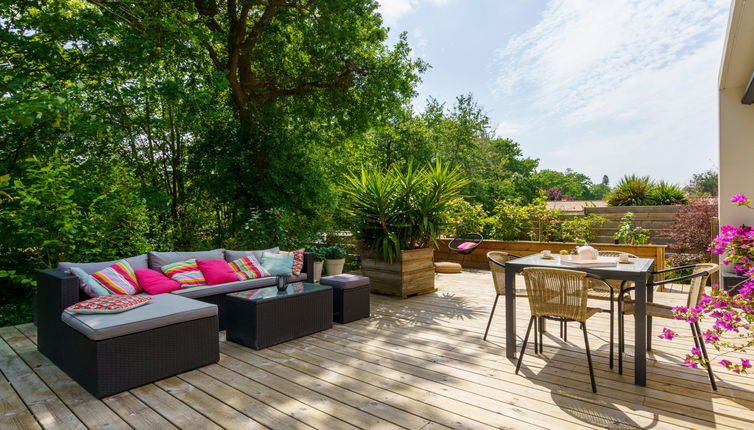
top-left (324, 258), bottom-right (345, 275)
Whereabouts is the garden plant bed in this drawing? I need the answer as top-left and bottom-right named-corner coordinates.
top-left (361, 248), bottom-right (436, 298)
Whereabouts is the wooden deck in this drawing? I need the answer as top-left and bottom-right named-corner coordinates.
top-left (2, 270), bottom-right (754, 429)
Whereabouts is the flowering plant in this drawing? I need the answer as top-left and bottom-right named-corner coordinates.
top-left (661, 194), bottom-right (754, 374)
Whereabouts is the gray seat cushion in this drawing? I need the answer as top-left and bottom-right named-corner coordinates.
top-left (148, 249), bottom-right (225, 270)
top-left (62, 294), bottom-right (217, 341)
top-left (224, 247), bottom-right (279, 263)
top-left (169, 272), bottom-right (307, 299)
top-left (57, 254), bottom-right (149, 274)
top-left (320, 274), bottom-right (370, 289)
top-left (170, 277), bottom-right (278, 298)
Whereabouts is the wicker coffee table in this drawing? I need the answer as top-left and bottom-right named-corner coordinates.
top-left (225, 282), bottom-right (333, 350)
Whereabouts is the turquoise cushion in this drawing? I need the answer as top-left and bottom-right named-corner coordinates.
top-left (261, 252), bottom-right (294, 276)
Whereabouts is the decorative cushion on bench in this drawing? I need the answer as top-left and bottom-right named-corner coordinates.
top-left (320, 274), bottom-right (370, 288)
top-left (61, 294), bottom-right (218, 341)
top-left (197, 259), bottom-right (240, 285)
top-left (66, 295), bottom-right (152, 314)
top-left (90, 259), bottom-right (141, 295)
top-left (135, 269), bottom-right (181, 295)
top-left (229, 255), bottom-right (270, 280)
top-left (161, 259), bottom-right (206, 288)
top-left (148, 249), bottom-right (225, 270)
top-left (224, 247), bottom-right (279, 263)
top-left (278, 248), bottom-right (305, 275)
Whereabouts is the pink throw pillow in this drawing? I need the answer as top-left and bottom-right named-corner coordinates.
top-left (135, 269), bottom-right (181, 295)
top-left (457, 241), bottom-right (476, 250)
top-left (197, 259), bottom-right (241, 285)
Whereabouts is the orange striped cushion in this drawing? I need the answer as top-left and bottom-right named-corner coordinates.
top-left (229, 255), bottom-right (270, 280)
top-left (161, 259), bottom-right (207, 288)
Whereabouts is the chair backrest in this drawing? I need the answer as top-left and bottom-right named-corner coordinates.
top-left (686, 263), bottom-right (719, 307)
top-left (487, 251), bottom-right (518, 295)
top-left (522, 267), bottom-right (591, 322)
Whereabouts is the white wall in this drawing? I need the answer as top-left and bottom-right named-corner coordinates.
top-left (719, 86), bottom-right (754, 228)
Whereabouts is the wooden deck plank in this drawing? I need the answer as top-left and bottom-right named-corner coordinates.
top-left (0, 326), bottom-right (131, 430)
top-left (0, 335), bottom-right (86, 430)
top-left (128, 384), bottom-right (222, 430)
top-left (154, 376), bottom-right (263, 429)
top-left (199, 363), bottom-right (359, 430)
top-left (0, 374), bottom-right (42, 430)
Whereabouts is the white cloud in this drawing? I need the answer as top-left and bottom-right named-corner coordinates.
top-left (494, 0), bottom-right (730, 183)
top-left (377, 0), bottom-right (451, 26)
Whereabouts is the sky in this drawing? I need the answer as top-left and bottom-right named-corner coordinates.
top-left (377, 0), bottom-right (731, 186)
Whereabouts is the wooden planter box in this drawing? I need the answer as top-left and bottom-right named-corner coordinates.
top-left (361, 248), bottom-right (436, 298)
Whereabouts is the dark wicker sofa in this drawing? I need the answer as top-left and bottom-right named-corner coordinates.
top-left (36, 248), bottom-right (314, 398)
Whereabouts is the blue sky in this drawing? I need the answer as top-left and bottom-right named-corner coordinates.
top-left (378, 0), bottom-right (731, 186)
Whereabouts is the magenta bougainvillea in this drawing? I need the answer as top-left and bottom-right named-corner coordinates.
top-left (661, 194), bottom-right (754, 374)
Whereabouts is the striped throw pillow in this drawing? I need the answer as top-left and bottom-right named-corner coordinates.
top-left (90, 260), bottom-right (141, 295)
top-left (161, 258), bottom-right (207, 288)
top-left (229, 255), bottom-right (270, 280)
top-left (278, 248), bottom-right (305, 275)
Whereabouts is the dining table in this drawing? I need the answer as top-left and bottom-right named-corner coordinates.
top-left (503, 253), bottom-right (655, 386)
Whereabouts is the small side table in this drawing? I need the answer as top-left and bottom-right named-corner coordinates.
top-left (225, 283), bottom-right (332, 350)
top-left (320, 274), bottom-right (370, 323)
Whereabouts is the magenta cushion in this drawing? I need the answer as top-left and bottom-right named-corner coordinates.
top-left (457, 241), bottom-right (477, 250)
top-left (135, 269), bottom-right (181, 295)
top-left (197, 259), bottom-right (241, 285)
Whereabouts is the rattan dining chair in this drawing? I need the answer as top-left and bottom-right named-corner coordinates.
top-left (485, 251), bottom-right (525, 341)
top-left (618, 263), bottom-right (719, 389)
top-left (517, 267), bottom-right (614, 393)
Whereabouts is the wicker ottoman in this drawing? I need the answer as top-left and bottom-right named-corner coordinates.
top-left (320, 274), bottom-right (370, 323)
top-left (225, 283), bottom-right (332, 350)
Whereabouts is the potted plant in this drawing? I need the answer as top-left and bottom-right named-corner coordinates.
top-left (323, 245), bottom-right (347, 275)
top-left (305, 245), bottom-right (327, 282)
top-left (342, 161), bottom-right (467, 297)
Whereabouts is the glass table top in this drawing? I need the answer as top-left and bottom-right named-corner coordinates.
top-left (228, 282), bottom-right (330, 303)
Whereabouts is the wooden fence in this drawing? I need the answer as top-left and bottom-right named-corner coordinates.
top-left (583, 205), bottom-right (682, 246)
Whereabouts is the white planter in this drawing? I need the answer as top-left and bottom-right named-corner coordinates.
top-left (324, 258), bottom-right (346, 275)
top-left (312, 261), bottom-right (324, 283)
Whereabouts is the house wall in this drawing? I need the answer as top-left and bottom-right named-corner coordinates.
top-left (718, 87), bottom-right (754, 228)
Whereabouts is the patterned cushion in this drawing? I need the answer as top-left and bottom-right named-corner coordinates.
top-left (65, 295), bottom-right (152, 314)
top-left (69, 267), bottom-right (112, 297)
top-left (161, 258), bottom-right (207, 288)
top-left (229, 255), bottom-right (270, 280)
top-left (278, 248), bottom-right (305, 275)
top-left (90, 260), bottom-right (141, 295)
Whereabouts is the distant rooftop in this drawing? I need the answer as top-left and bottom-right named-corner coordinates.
top-left (545, 200), bottom-right (607, 212)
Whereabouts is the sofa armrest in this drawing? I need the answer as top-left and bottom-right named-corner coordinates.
top-left (37, 269), bottom-right (82, 315)
top-left (303, 252), bottom-right (315, 283)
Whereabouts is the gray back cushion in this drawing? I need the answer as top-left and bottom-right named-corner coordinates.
top-left (57, 254), bottom-right (149, 274)
top-left (224, 247), bottom-right (279, 263)
top-left (148, 249), bottom-right (225, 270)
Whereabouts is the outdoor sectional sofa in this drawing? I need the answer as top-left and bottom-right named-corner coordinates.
top-left (35, 248), bottom-right (314, 398)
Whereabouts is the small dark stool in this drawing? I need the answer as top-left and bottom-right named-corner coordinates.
top-left (320, 274), bottom-right (370, 323)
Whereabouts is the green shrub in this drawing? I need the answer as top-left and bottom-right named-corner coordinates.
top-left (649, 181), bottom-right (688, 205)
top-left (323, 245), bottom-right (347, 260)
top-left (606, 175), bottom-right (655, 206)
top-left (442, 197), bottom-right (491, 237)
top-left (488, 200), bottom-right (533, 240)
top-left (613, 212), bottom-right (650, 244)
top-left (560, 214), bottom-right (607, 243)
top-left (305, 245), bottom-right (328, 262)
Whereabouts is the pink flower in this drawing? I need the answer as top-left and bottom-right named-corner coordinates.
top-left (658, 328), bottom-right (676, 340)
top-left (731, 194), bottom-right (750, 205)
top-left (742, 359), bottom-right (752, 369)
top-left (719, 359), bottom-right (733, 368)
top-left (702, 330), bottom-right (719, 343)
top-left (691, 347), bottom-right (701, 356)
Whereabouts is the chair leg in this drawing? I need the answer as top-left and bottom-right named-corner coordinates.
top-left (483, 295), bottom-right (500, 341)
top-left (581, 322), bottom-right (597, 393)
top-left (609, 295), bottom-right (615, 369)
top-left (559, 320), bottom-right (563, 339)
top-left (539, 317), bottom-right (544, 353)
top-left (693, 322), bottom-right (717, 391)
top-left (533, 316), bottom-right (539, 354)
top-left (516, 317), bottom-right (536, 375)
top-left (618, 298), bottom-right (624, 375)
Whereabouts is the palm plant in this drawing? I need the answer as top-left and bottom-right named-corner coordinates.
top-left (342, 161), bottom-right (468, 263)
top-left (650, 181), bottom-right (689, 205)
top-left (606, 175), bottom-right (655, 206)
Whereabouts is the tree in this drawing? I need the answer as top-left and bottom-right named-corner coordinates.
top-left (687, 169), bottom-right (718, 196)
top-left (602, 175), bottom-right (610, 186)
